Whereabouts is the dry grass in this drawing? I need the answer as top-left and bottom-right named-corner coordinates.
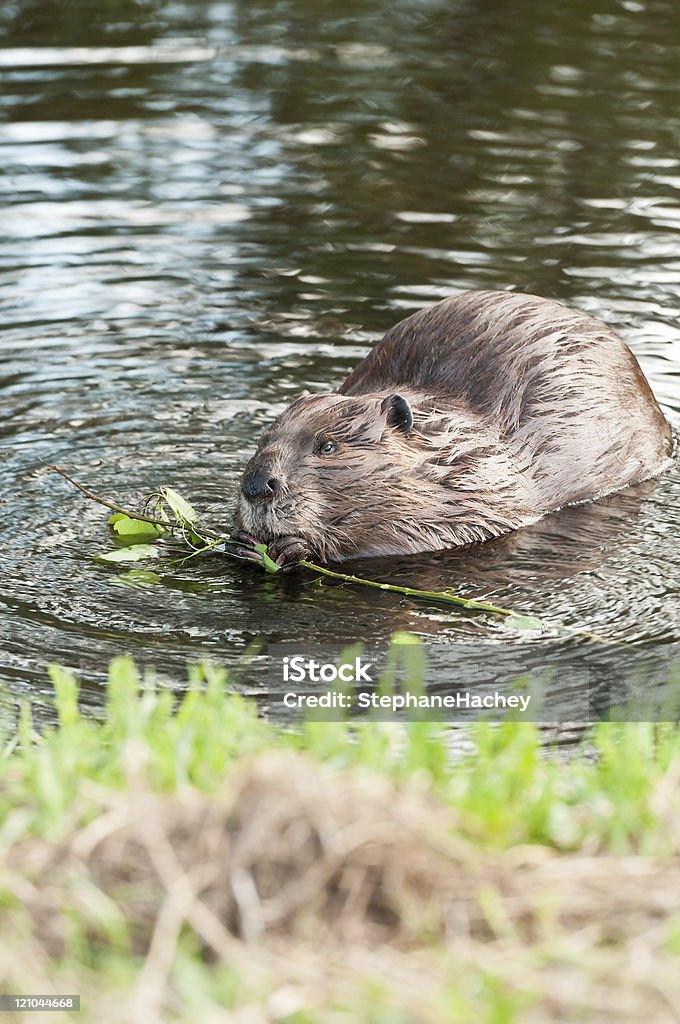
top-left (3, 749), bottom-right (680, 1023)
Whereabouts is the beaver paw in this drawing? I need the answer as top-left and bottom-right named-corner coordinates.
top-left (225, 526), bottom-right (262, 561)
top-left (230, 526), bottom-right (259, 547)
top-left (269, 536), bottom-right (312, 570)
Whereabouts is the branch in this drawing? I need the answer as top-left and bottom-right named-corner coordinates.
top-left (46, 464), bottom-right (224, 540)
top-left (47, 464), bottom-right (537, 623)
top-left (300, 561), bottom-right (514, 618)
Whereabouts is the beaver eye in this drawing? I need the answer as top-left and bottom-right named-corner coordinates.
top-left (320, 440), bottom-right (337, 455)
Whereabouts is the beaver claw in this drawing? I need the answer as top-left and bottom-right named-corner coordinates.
top-left (230, 526), bottom-right (259, 548)
top-left (224, 526), bottom-right (262, 561)
top-left (268, 536), bottom-right (312, 570)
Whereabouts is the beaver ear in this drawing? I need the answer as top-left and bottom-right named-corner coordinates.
top-left (380, 394), bottom-right (413, 434)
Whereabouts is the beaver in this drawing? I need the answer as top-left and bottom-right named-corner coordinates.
top-left (233, 290), bottom-right (673, 565)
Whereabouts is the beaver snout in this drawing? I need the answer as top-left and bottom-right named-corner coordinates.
top-left (241, 467), bottom-right (281, 502)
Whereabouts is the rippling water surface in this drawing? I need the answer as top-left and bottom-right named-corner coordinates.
top-left (2, 0), bottom-right (679, 713)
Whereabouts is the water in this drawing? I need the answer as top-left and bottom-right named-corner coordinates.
top-left (2, 0), bottom-right (679, 714)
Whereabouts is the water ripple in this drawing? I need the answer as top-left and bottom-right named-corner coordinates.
top-left (1, 0), bottom-right (679, 711)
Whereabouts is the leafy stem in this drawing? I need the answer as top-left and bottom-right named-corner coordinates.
top-left (47, 464), bottom-right (540, 626)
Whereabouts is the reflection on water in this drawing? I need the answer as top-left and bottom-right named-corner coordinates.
top-left (1, 0), bottom-right (679, 711)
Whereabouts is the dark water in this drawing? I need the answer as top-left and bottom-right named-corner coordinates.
top-left (2, 0), bottom-right (679, 713)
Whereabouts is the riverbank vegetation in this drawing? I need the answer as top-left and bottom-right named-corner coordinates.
top-left (2, 657), bottom-right (680, 1022)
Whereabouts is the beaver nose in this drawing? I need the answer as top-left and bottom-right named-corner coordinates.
top-left (241, 469), bottom-right (281, 502)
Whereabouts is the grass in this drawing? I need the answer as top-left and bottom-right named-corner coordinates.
top-left (1, 651), bottom-right (680, 1022)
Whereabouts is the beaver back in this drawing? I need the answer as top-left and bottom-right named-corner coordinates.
top-left (339, 290), bottom-right (673, 511)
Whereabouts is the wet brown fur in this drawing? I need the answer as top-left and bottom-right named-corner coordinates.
top-left (235, 291), bottom-right (673, 562)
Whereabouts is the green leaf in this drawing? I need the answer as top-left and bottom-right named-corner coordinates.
top-left (159, 486), bottom-right (197, 526)
top-left (254, 542), bottom-right (281, 574)
top-left (505, 614), bottom-right (544, 632)
top-left (112, 515), bottom-right (164, 539)
top-left (98, 544), bottom-right (160, 563)
top-left (108, 512), bottom-right (127, 525)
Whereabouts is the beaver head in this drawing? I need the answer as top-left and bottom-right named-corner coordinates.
top-left (233, 389), bottom-right (535, 564)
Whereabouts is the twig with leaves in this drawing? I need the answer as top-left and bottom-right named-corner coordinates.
top-left (47, 464), bottom-right (541, 629)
